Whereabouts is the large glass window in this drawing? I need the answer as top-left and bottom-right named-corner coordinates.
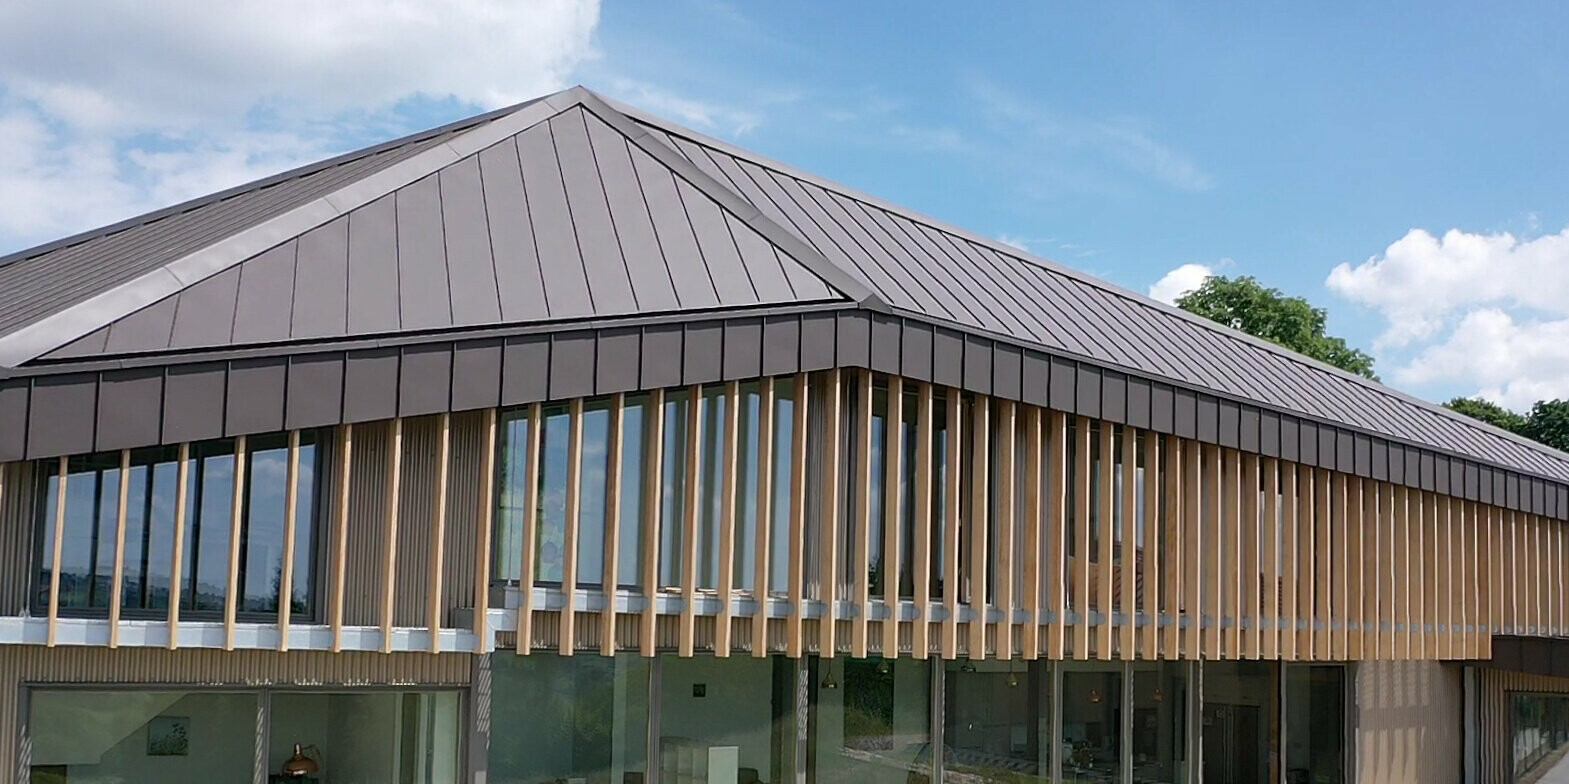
top-left (812, 657), bottom-right (930, 784)
top-left (659, 656), bottom-right (797, 784)
top-left (1284, 665), bottom-right (1344, 784)
top-left (943, 659), bottom-right (1052, 782)
top-left (1131, 661), bottom-right (1187, 784)
top-left (28, 690), bottom-right (258, 783)
top-left (1062, 663), bottom-right (1122, 783)
top-left (270, 691), bottom-right (461, 783)
top-left (1510, 692), bottom-right (1569, 783)
top-left (767, 378), bottom-right (796, 596)
top-left (490, 654), bottom-right (650, 784)
top-left (1203, 661), bottom-right (1278, 784)
top-left (34, 435), bottom-right (319, 619)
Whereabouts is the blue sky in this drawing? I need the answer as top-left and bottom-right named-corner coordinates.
top-left (3, 1), bottom-right (1567, 409)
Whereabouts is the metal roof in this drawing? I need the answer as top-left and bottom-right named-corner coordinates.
top-left (1, 85), bottom-right (1566, 485)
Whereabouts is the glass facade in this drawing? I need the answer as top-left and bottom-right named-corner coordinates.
top-left (491, 654), bottom-right (651, 784)
top-left (1511, 692), bottom-right (1569, 783)
top-left (1202, 661), bottom-right (1279, 784)
top-left (1284, 665), bottom-right (1344, 784)
top-left (942, 659), bottom-right (1051, 783)
top-left (32, 433), bottom-right (319, 619)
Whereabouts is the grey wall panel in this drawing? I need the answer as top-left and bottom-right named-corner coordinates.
top-left (1389, 442), bottom-right (1406, 486)
top-left (438, 157), bottom-right (503, 327)
top-left (1150, 383), bottom-right (1174, 434)
top-left (291, 216), bottom-right (350, 339)
top-left (1099, 370), bottom-right (1126, 425)
top-left (517, 126), bottom-right (596, 319)
top-left (1480, 467), bottom-right (1494, 504)
top-left (1196, 396), bottom-right (1219, 444)
top-left (399, 344), bottom-right (453, 417)
top-left (162, 363), bottom-right (227, 444)
top-left (95, 367), bottom-right (164, 451)
top-left (723, 318), bottom-right (763, 381)
top-left (962, 336), bottom-right (993, 394)
top-left (683, 323), bottom-right (724, 386)
top-left (168, 265), bottom-right (239, 349)
top-left (451, 339), bottom-right (502, 412)
top-left (1299, 422), bottom-right (1319, 466)
top-left (1404, 447), bottom-right (1422, 488)
top-left (226, 358), bottom-right (286, 436)
top-left (1372, 441), bottom-right (1389, 481)
top-left (550, 332), bottom-right (598, 400)
top-left (1023, 352), bottom-right (1050, 408)
top-left (993, 345), bottom-right (1022, 401)
top-left (27, 375), bottom-right (97, 458)
top-left (231, 241), bottom-right (298, 345)
top-left (479, 135), bottom-right (551, 322)
top-left (1174, 390), bottom-right (1197, 440)
top-left (1320, 427), bottom-right (1339, 471)
top-left (1450, 460), bottom-right (1466, 500)
top-left (1419, 451), bottom-right (1436, 492)
top-left (0, 380), bottom-right (28, 462)
top-left (1558, 487), bottom-right (1567, 520)
top-left (800, 313), bottom-right (837, 372)
top-left (762, 316), bottom-right (802, 378)
top-left (933, 328), bottom-right (964, 388)
top-left (1434, 455), bottom-right (1451, 495)
top-left (1129, 373), bottom-right (1154, 429)
top-left (836, 311), bottom-right (871, 368)
top-left (900, 322), bottom-right (934, 383)
top-left (395, 174), bottom-right (454, 330)
top-left (1280, 415), bottom-right (1300, 463)
top-left (552, 110), bottom-right (642, 316)
top-left (346, 194), bottom-right (402, 334)
top-left (1239, 407), bottom-right (1260, 453)
top-left (595, 329), bottom-right (641, 394)
top-left (1508, 474), bottom-right (1521, 510)
top-left (286, 353), bottom-right (345, 429)
top-left (1494, 471), bottom-right (1507, 507)
top-left (870, 315), bottom-right (901, 374)
top-left (1217, 400), bottom-right (1239, 448)
top-left (640, 326), bottom-right (683, 390)
top-left (105, 295), bottom-right (178, 353)
top-left (343, 347), bottom-right (401, 423)
top-left (1355, 435), bottom-right (1372, 479)
top-left (1260, 411), bottom-right (1280, 458)
top-left (1462, 462), bottom-right (1478, 502)
top-left (1534, 479), bottom-right (1546, 515)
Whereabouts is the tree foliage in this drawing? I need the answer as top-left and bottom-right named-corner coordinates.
top-left (1443, 397), bottom-right (1527, 436)
top-left (1444, 397), bottom-right (1569, 453)
top-left (1174, 275), bottom-right (1378, 380)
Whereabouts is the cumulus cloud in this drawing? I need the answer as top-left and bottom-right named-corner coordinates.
top-left (1327, 226), bottom-right (1569, 407)
top-left (0, 0), bottom-right (601, 248)
top-left (997, 234), bottom-right (1030, 252)
top-left (1148, 263), bottom-right (1214, 305)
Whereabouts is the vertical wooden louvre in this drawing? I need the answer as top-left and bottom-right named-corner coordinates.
top-left (641, 390), bottom-right (666, 658)
top-left (517, 403), bottom-right (543, 655)
top-left (425, 416), bottom-right (450, 654)
top-left (168, 443), bottom-right (191, 650)
top-left (107, 449), bottom-right (130, 648)
top-left (912, 383), bottom-right (935, 659)
top-left (821, 369), bottom-right (844, 658)
top-left (224, 435), bottom-right (249, 652)
top-left (330, 425), bottom-right (352, 653)
top-left (601, 396), bottom-right (624, 658)
top-left (882, 377), bottom-right (905, 659)
top-left (942, 390), bottom-right (963, 660)
top-left (1162, 436), bottom-right (1182, 659)
top-left (560, 399), bottom-right (584, 656)
top-left (278, 431), bottom-right (302, 652)
top-left (1021, 408), bottom-right (1043, 660)
top-left (1046, 412), bottom-right (1069, 659)
top-left (969, 397), bottom-right (992, 659)
top-left (46, 456), bottom-right (67, 647)
top-left (752, 380), bottom-right (775, 658)
top-left (377, 424), bottom-right (399, 655)
top-left (1096, 423), bottom-right (1114, 660)
top-left (475, 410), bottom-right (497, 654)
top-left (716, 382), bottom-right (740, 657)
top-left (786, 378), bottom-right (808, 657)
top-left (995, 400), bottom-right (1016, 660)
top-left (852, 372), bottom-right (873, 659)
top-left (1141, 431), bottom-right (1161, 659)
top-left (679, 387), bottom-right (704, 658)
top-left (1118, 426), bottom-right (1137, 659)
top-left (1074, 416), bottom-right (1093, 659)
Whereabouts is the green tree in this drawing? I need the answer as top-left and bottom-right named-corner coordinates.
top-left (1174, 275), bottom-right (1378, 380)
top-left (1522, 399), bottom-right (1569, 452)
top-left (1443, 396), bottom-right (1528, 436)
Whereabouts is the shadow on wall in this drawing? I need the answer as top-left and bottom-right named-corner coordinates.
top-left (1355, 660), bottom-right (1463, 784)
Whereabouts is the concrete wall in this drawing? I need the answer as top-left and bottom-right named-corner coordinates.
top-left (1353, 659), bottom-right (1463, 784)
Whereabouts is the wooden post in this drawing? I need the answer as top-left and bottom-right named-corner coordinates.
top-left (600, 397), bottom-right (625, 657)
top-left (680, 387), bottom-right (704, 658)
top-left (1220, 449), bottom-right (1239, 659)
top-left (716, 383), bottom-right (741, 657)
top-left (108, 449), bottom-right (131, 648)
top-left (279, 431), bottom-right (302, 652)
top-left (641, 390), bottom-right (667, 658)
top-left (1203, 445), bottom-right (1222, 658)
top-left (1119, 426), bottom-right (1137, 659)
top-left (224, 435), bottom-right (249, 652)
top-left (752, 381), bottom-right (775, 658)
top-left (883, 377), bottom-right (906, 659)
top-left (331, 425), bottom-right (353, 652)
top-left (1162, 436), bottom-right (1182, 659)
top-left (852, 372), bottom-right (874, 659)
top-left (969, 397), bottom-right (992, 659)
top-left (912, 384), bottom-right (935, 660)
top-left (1262, 457), bottom-right (1280, 659)
top-left (1021, 409), bottom-right (1043, 660)
top-left (820, 369), bottom-right (843, 659)
top-left (168, 443), bottom-right (191, 650)
top-left (517, 404), bottom-right (543, 655)
top-left (994, 400), bottom-right (1016, 660)
top-left (46, 456), bottom-right (66, 647)
top-left (786, 378), bottom-right (809, 658)
top-left (1074, 416), bottom-right (1092, 660)
top-left (379, 423), bottom-right (401, 655)
top-left (1142, 431), bottom-right (1161, 659)
top-left (1183, 440), bottom-right (1202, 659)
top-left (1241, 452), bottom-right (1260, 659)
top-left (942, 390), bottom-right (963, 660)
top-left (1046, 412), bottom-right (1069, 659)
top-left (475, 410), bottom-right (498, 653)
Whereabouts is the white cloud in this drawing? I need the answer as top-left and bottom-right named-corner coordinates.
top-left (1327, 225), bottom-right (1569, 407)
top-left (0, 0), bottom-right (601, 249)
top-left (997, 234), bottom-right (1030, 252)
top-left (1148, 263), bottom-right (1214, 305)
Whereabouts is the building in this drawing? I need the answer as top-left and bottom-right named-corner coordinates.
top-left (0, 85), bottom-right (1565, 784)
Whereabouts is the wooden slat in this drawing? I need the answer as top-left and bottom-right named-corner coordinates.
top-left (1354, 478), bottom-right (1371, 660)
top-left (1441, 495), bottom-right (1455, 658)
top-left (1313, 469), bottom-right (1331, 661)
top-left (995, 400), bottom-right (1016, 660)
top-left (1021, 408), bottom-right (1043, 660)
top-left (426, 416), bottom-right (451, 654)
top-left (561, 400), bottom-right (585, 656)
top-left (46, 456), bottom-right (66, 647)
top-left (330, 425), bottom-right (353, 653)
top-left (1074, 416), bottom-right (1093, 660)
top-left (1478, 503), bottom-right (1492, 647)
top-left (1141, 431), bottom-right (1161, 659)
top-left (1203, 445), bottom-right (1221, 658)
top-left (107, 449), bottom-right (131, 648)
top-left (1298, 465), bottom-right (1316, 659)
top-left (942, 390), bottom-right (963, 659)
top-left (1427, 492), bottom-right (1442, 656)
top-left (1555, 514), bottom-right (1564, 638)
top-left (1381, 485), bottom-right (1396, 659)
top-left (1330, 473), bottom-right (1347, 660)
top-left (1262, 458), bottom-right (1280, 660)
top-left (378, 423), bottom-right (400, 655)
top-left (1453, 498), bottom-right (1466, 657)
top-left (517, 403), bottom-right (543, 655)
top-left (475, 410), bottom-right (498, 654)
top-left (969, 397), bottom-right (992, 659)
top-left (786, 377), bottom-right (808, 657)
top-left (852, 372), bottom-right (874, 659)
top-left (821, 369), bottom-right (844, 658)
top-left (224, 435), bottom-right (249, 652)
top-left (1413, 490), bottom-right (1428, 658)
top-left (1220, 449), bottom-right (1239, 659)
top-left (752, 380), bottom-right (775, 659)
top-left (1046, 412), bottom-right (1069, 659)
top-left (167, 443), bottom-right (190, 650)
top-left (641, 390), bottom-right (667, 658)
top-left (912, 384), bottom-right (935, 660)
top-left (279, 431), bottom-right (302, 652)
top-left (1183, 440), bottom-right (1202, 659)
top-left (601, 396), bottom-right (625, 657)
top-left (1241, 452), bottom-right (1260, 659)
top-left (883, 377), bottom-right (906, 659)
top-left (1119, 426), bottom-right (1137, 659)
top-left (1279, 461), bottom-right (1297, 661)
top-left (1396, 485), bottom-right (1410, 660)
top-left (716, 382), bottom-right (741, 657)
top-left (1096, 424), bottom-right (1114, 660)
top-left (679, 386), bottom-right (704, 658)
top-left (1162, 436), bottom-right (1182, 659)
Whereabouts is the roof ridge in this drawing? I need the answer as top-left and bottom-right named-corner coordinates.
top-left (0, 89), bottom-right (588, 369)
top-left (607, 95), bottom-right (1569, 469)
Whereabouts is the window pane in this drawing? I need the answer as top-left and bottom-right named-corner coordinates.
top-left (814, 657), bottom-right (930, 784)
top-left (28, 690), bottom-right (257, 783)
top-left (191, 449), bottom-right (235, 611)
top-left (143, 459), bottom-right (181, 611)
top-left (490, 653), bottom-right (650, 784)
top-left (90, 466), bottom-right (120, 608)
top-left (1063, 663), bottom-right (1122, 782)
top-left (271, 691), bottom-right (461, 784)
top-left (1132, 661), bottom-right (1188, 783)
top-left (768, 379), bottom-right (795, 595)
top-left (660, 395), bottom-right (689, 589)
top-left (1285, 665), bottom-right (1344, 784)
top-left (618, 398), bottom-right (647, 588)
top-left (287, 443), bottom-right (317, 613)
top-left (495, 411), bottom-right (532, 583)
top-left (537, 405), bottom-right (570, 584)
top-left (119, 464), bottom-right (150, 610)
top-left (658, 656), bottom-right (797, 784)
top-left (699, 388), bottom-right (726, 591)
top-left (867, 387), bottom-right (887, 597)
top-left (242, 442), bottom-right (289, 612)
top-left (578, 404), bottom-right (611, 586)
top-left (943, 659), bottom-right (1052, 782)
top-left (1203, 661), bottom-right (1279, 784)
top-left (734, 384), bottom-right (761, 592)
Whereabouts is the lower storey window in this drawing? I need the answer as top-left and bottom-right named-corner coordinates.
top-left (1511, 691), bottom-right (1569, 783)
top-left (25, 687), bottom-right (459, 784)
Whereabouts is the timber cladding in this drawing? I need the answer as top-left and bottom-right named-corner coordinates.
top-left (0, 647), bottom-right (471, 783)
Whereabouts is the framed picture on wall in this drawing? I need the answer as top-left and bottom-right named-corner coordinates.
top-left (147, 716), bottom-right (190, 756)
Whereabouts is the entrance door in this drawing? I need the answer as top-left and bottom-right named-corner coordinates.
top-left (1202, 703), bottom-right (1261, 784)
